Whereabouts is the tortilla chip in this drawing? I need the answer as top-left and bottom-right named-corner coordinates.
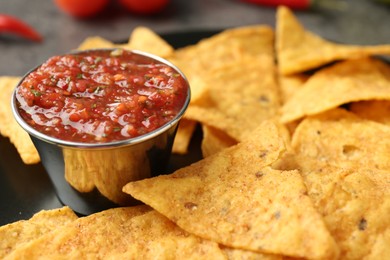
top-left (123, 26), bottom-right (174, 58)
top-left (106, 210), bottom-right (226, 260)
top-left (0, 207), bottom-right (77, 258)
top-left (64, 142), bottom-right (158, 205)
top-left (0, 76), bottom-right (40, 164)
top-left (77, 28), bottom-right (174, 58)
top-left (184, 106), bottom-right (234, 135)
top-left (70, 147), bottom-right (152, 205)
top-left (276, 6), bottom-right (390, 75)
top-left (291, 108), bottom-right (390, 170)
top-left (278, 73), bottom-right (309, 104)
top-left (63, 149), bottom-right (96, 193)
top-left (123, 121), bottom-right (339, 259)
top-left (26, 207), bottom-right (77, 230)
top-left (184, 57), bottom-right (280, 141)
top-left (222, 246), bottom-right (285, 260)
top-left (172, 119), bottom-right (197, 154)
top-left (91, 148), bottom-right (148, 205)
top-left (280, 57), bottom-right (390, 123)
top-left (285, 155), bottom-right (390, 260)
top-left (184, 76), bottom-right (210, 106)
top-left (170, 25), bottom-right (274, 72)
top-left (350, 100), bottom-right (390, 126)
top-left (77, 36), bottom-right (115, 50)
top-left (7, 206), bottom-right (226, 259)
top-left (168, 25), bottom-right (275, 105)
top-left (201, 125), bottom-right (237, 157)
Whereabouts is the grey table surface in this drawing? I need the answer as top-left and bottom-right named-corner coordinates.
top-left (1, 0), bottom-right (390, 77)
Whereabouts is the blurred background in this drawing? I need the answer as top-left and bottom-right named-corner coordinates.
top-left (1, 0), bottom-right (389, 76)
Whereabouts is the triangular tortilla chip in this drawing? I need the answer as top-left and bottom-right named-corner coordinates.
top-left (0, 207), bottom-right (77, 258)
top-left (76, 36), bottom-right (115, 50)
top-left (170, 25), bottom-right (274, 74)
top-left (77, 27), bottom-right (174, 59)
top-left (0, 77), bottom-right (40, 164)
top-left (278, 73), bottom-right (309, 104)
top-left (169, 25), bottom-right (277, 152)
top-left (124, 26), bottom-right (174, 58)
top-left (63, 149), bottom-right (95, 193)
top-left (291, 108), bottom-right (390, 171)
top-left (184, 57), bottom-right (280, 141)
top-left (280, 58), bottom-right (390, 123)
top-left (184, 105), bottom-right (241, 138)
top-left (222, 246), bottom-right (285, 260)
top-left (7, 206), bottom-right (226, 259)
top-left (279, 155), bottom-right (390, 260)
top-left (123, 121), bottom-right (339, 259)
top-left (350, 100), bottom-right (390, 126)
top-left (168, 25), bottom-right (275, 105)
top-left (201, 125), bottom-right (237, 157)
top-left (172, 119), bottom-right (197, 154)
top-left (276, 6), bottom-right (390, 75)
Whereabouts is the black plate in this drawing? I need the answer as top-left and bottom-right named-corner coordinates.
top-left (0, 30), bottom-right (220, 226)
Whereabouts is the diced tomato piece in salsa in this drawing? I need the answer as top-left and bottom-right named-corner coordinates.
top-left (15, 49), bottom-right (188, 143)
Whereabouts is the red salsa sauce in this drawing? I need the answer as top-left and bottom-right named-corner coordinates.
top-left (15, 49), bottom-right (189, 143)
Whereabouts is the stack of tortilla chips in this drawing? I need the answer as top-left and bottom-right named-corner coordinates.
top-left (1, 6), bottom-right (390, 259)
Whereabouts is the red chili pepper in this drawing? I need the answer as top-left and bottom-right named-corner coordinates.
top-left (241, 0), bottom-right (347, 10)
top-left (0, 14), bottom-right (43, 42)
top-left (241, 0), bottom-right (310, 9)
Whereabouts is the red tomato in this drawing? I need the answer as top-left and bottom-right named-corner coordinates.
top-left (118, 0), bottom-right (170, 15)
top-left (54, 0), bottom-right (109, 18)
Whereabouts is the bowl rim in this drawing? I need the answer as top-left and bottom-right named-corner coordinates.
top-left (11, 48), bottom-right (191, 149)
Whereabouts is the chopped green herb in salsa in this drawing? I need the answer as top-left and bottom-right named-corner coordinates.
top-left (16, 49), bottom-right (188, 143)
